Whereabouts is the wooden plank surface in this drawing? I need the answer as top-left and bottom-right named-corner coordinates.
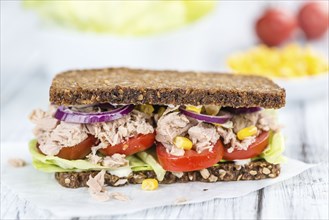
top-left (1, 68), bottom-right (328, 220)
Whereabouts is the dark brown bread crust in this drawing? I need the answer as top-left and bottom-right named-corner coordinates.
top-left (55, 160), bottom-right (280, 188)
top-left (50, 67), bottom-right (285, 108)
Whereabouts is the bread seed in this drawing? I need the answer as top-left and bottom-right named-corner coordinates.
top-left (137, 94), bottom-right (144, 100)
top-left (64, 178), bottom-right (71, 184)
top-left (262, 168), bottom-right (271, 175)
top-left (208, 175), bottom-right (218, 182)
top-left (218, 169), bottom-right (226, 179)
top-left (200, 169), bottom-right (210, 179)
top-left (249, 170), bottom-right (257, 175)
top-left (188, 173), bottom-right (195, 181)
top-left (235, 165), bottom-right (241, 171)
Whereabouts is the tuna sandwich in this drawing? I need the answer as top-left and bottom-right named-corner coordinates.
top-left (29, 67), bottom-right (286, 189)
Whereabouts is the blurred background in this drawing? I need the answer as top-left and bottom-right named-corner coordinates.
top-left (1, 0), bottom-right (329, 141)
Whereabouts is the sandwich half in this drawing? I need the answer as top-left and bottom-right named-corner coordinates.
top-left (29, 67), bottom-right (286, 188)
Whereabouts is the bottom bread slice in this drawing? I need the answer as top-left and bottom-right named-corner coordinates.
top-left (55, 160), bottom-right (280, 188)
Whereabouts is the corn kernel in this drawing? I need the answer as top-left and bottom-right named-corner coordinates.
top-left (227, 43), bottom-right (329, 78)
top-left (173, 136), bottom-right (193, 150)
top-left (185, 105), bottom-right (202, 114)
top-left (141, 178), bottom-right (158, 191)
top-left (138, 104), bottom-right (154, 115)
top-left (237, 126), bottom-right (258, 140)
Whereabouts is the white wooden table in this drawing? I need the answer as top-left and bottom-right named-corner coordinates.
top-left (1, 64), bottom-right (328, 220)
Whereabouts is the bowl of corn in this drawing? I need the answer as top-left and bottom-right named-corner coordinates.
top-left (227, 43), bottom-right (329, 101)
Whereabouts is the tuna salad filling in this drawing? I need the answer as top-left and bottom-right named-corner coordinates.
top-left (155, 106), bottom-right (278, 156)
top-left (29, 104), bottom-right (154, 169)
top-left (29, 104), bottom-right (286, 180)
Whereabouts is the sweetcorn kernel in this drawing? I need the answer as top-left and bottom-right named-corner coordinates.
top-left (173, 136), bottom-right (193, 150)
top-left (141, 179), bottom-right (158, 191)
top-left (237, 126), bottom-right (258, 140)
top-left (185, 105), bottom-right (202, 113)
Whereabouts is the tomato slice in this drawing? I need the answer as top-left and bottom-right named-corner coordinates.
top-left (56, 135), bottom-right (97, 160)
top-left (100, 133), bottom-right (155, 156)
top-left (156, 141), bottom-right (224, 172)
top-left (223, 131), bottom-right (270, 160)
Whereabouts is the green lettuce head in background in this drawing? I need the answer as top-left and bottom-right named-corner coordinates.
top-left (23, 0), bottom-right (216, 36)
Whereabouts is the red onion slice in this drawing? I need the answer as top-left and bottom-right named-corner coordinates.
top-left (222, 107), bottom-right (262, 114)
top-left (179, 106), bottom-right (232, 124)
top-left (54, 104), bottom-right (134, 124)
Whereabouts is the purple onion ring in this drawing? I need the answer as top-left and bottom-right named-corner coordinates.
top-left (221, 107), bottom-right (262, 114)
top-left (179, 106), bottom-right (232, 124)
top-left (54, 104), bottom-right (134, 124)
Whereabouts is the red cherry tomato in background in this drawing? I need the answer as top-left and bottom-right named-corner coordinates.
top-left (156, 140), bottom-right (224, 172)
top-left (223, 131), bottom-right (270, 160)
top-left (298, 1), bottom-right (329, 40)
top-left (255, 8), bottom-right (297, 46)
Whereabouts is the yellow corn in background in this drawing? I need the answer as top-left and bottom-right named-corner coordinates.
top-left (228, 44), bottom-right (329, 78)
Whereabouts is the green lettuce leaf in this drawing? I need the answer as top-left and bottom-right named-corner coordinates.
top-left (30, 140), bottom-right (112, 171)
top-left (127, 155), bottom-right (152, 171)
top-left (29, 139), bottom-right (152, 172)
top-left (260, 132), bottom-right (286, 164)
top-left (32, 159), bottom-right (70, 172)
top-left (136, 150), bottom-right (166, 181)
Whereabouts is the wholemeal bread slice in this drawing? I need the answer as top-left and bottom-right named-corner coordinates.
top-left (55, 159), bottom-right (280, 188)
top-left (50, 67), bottom-right (285, 108)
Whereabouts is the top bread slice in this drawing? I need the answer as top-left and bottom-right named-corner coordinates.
top-left (49, 67), bottom-right (286, 108)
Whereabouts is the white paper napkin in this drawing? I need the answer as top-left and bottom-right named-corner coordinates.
top-left (1, 142), bottom-right (316, 218)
